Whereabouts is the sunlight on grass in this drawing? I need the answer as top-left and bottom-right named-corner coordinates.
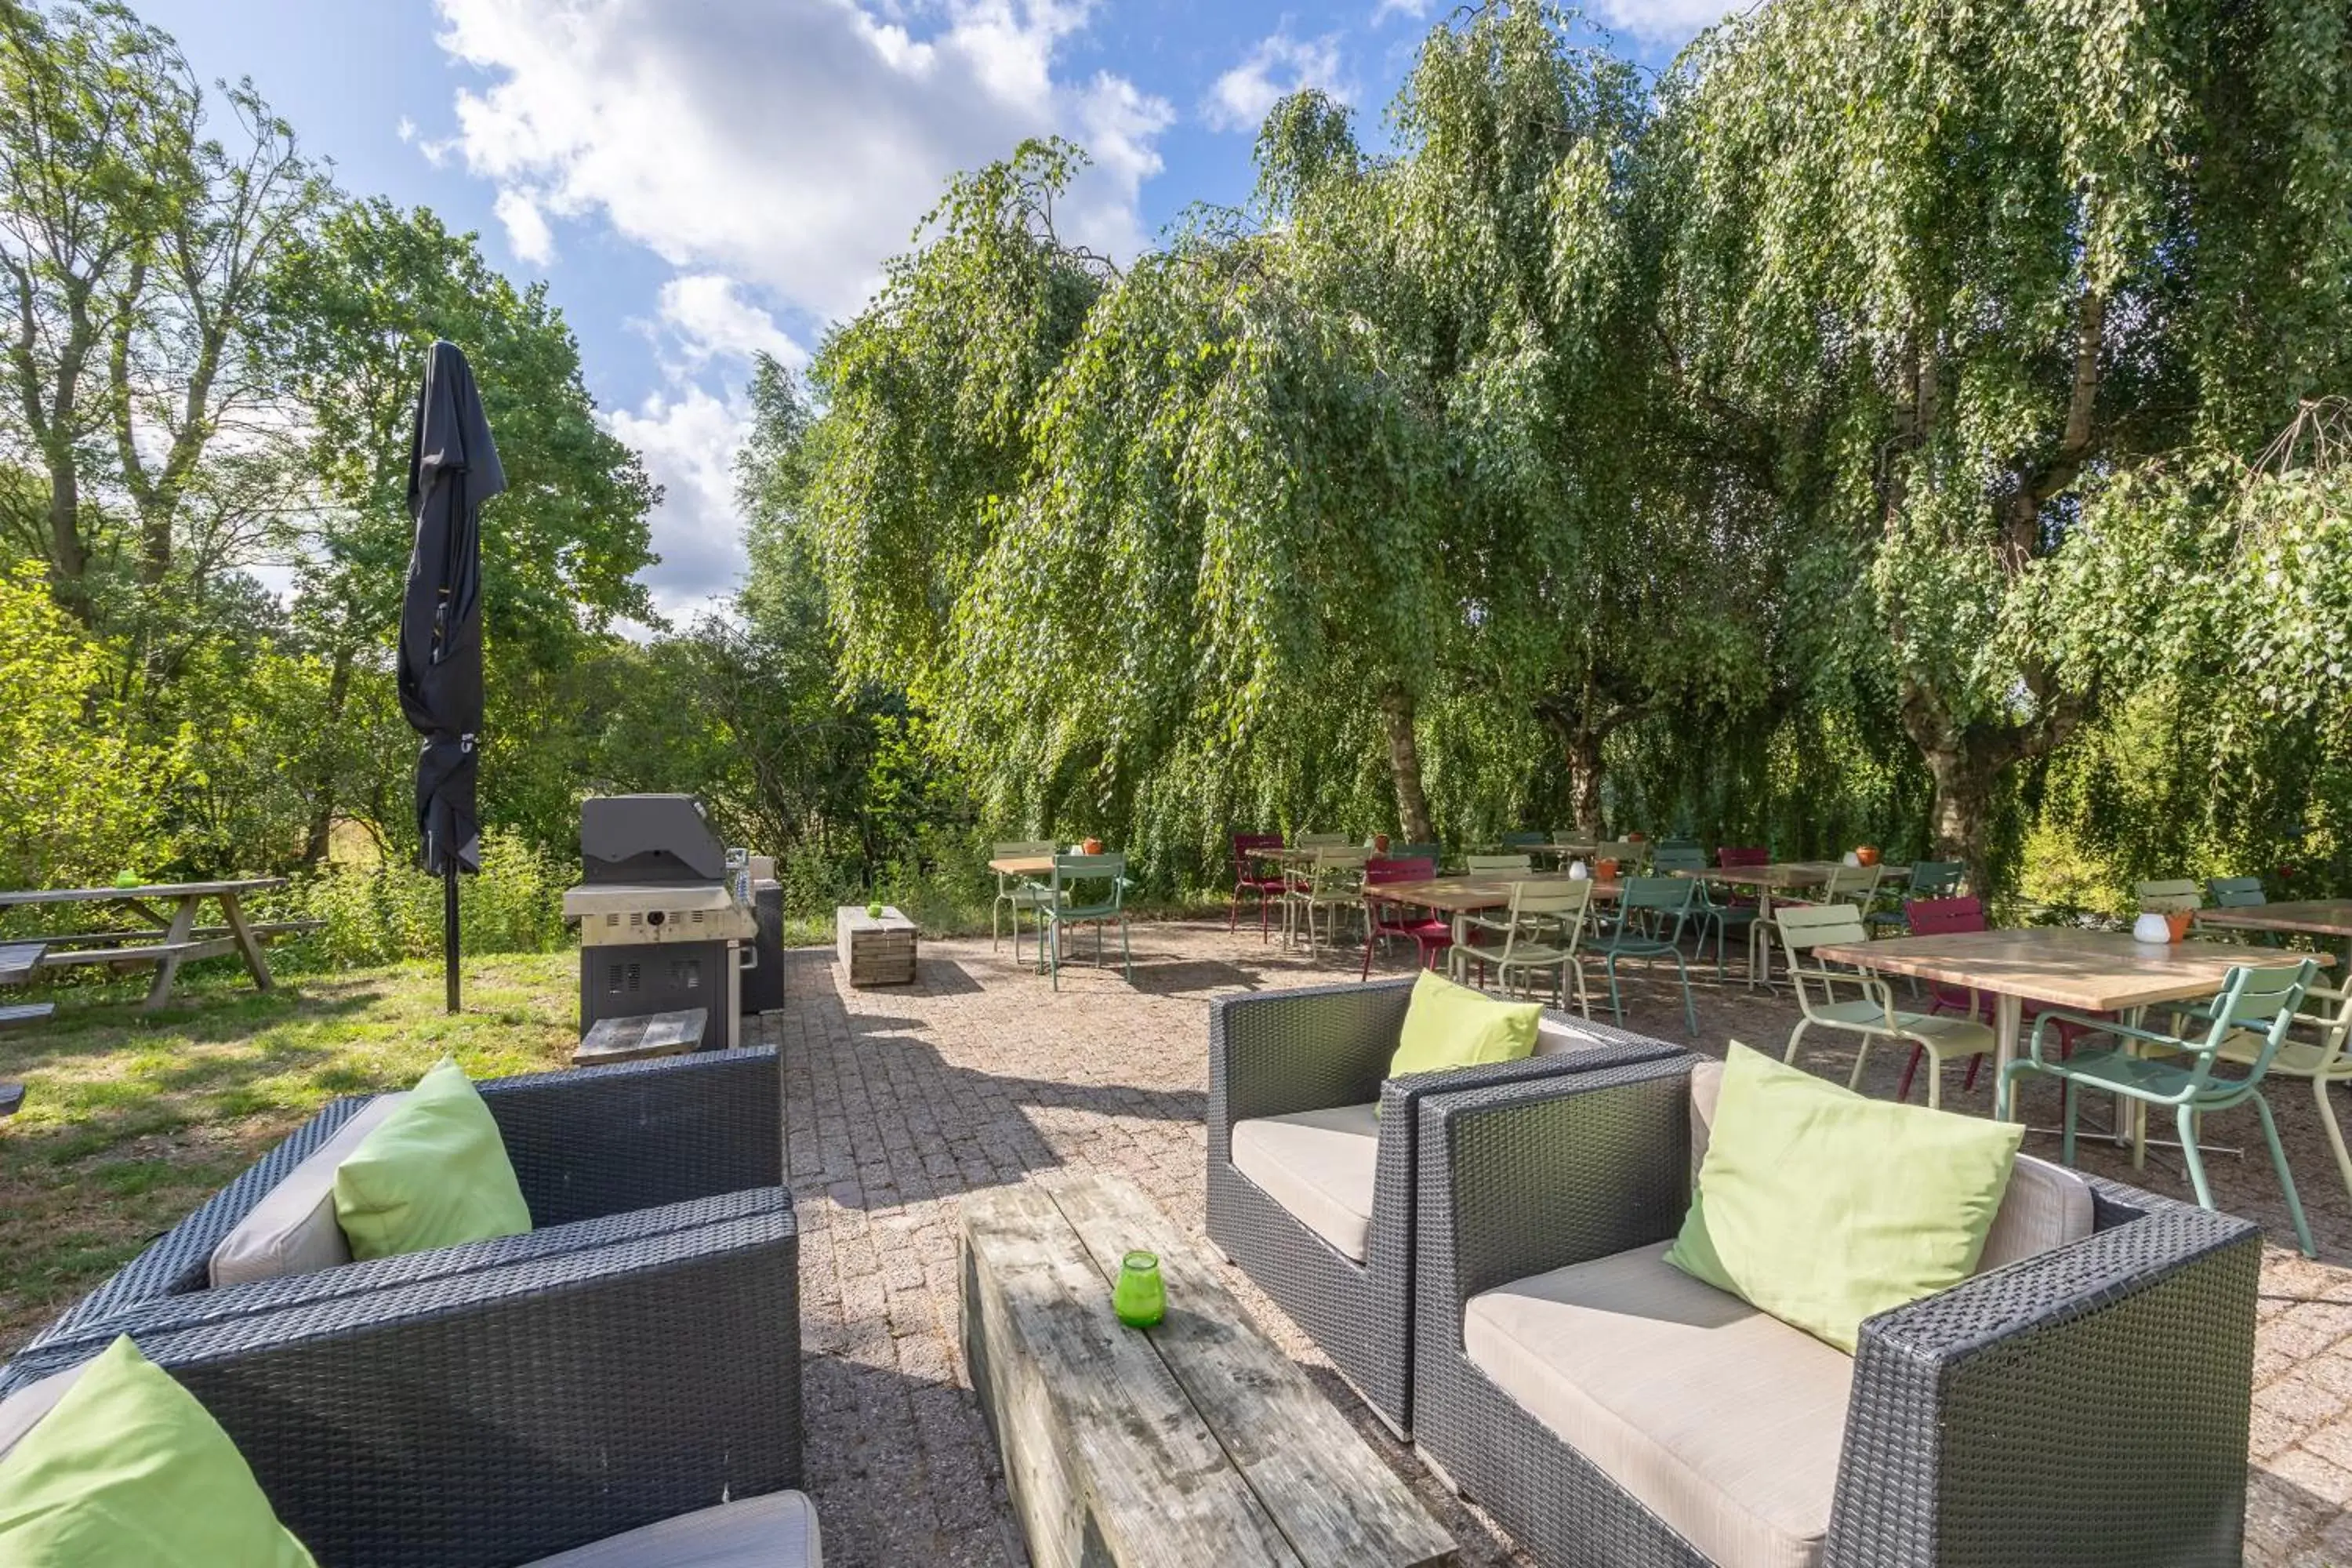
top-left (0, 953), bottom-right (579, 1350)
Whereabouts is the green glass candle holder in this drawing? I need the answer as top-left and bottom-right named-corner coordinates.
top-left (1112, 1250), bottom-right (1165, 1328)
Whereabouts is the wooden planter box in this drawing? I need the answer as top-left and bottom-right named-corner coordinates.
top-left (837, 905), bottom-right (919, 986)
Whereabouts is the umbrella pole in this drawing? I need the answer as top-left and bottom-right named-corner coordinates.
top-left (443, 861), bottom-right (461, 1013)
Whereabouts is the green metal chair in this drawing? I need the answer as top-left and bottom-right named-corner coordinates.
top-left (1030, 852), bottom-right (1134, 990)
top-left (1450, 880), bottom-right (1596, 1015)
top-left (1589, 876), bottom-right (1700, 1034)
top-left (1596, 838), bottom-right (1650, 873)
top-left (2133, 877), bottom-right (2203, 913)
top-left (2000, 958), bottom-right (2321, 1257)
top-left (1465, 853), bottom-right (1533, 874)
top-left (1866, 859), bottom-right (1963, 935)
top-left (1294, 831), bottom-right (1352, 849)
top-left (1500, 831), bottom-right (1549, 851)
top-left (1388, 841), bottom-right (1442, 866)
top-left (991, 839), bottom-right (1057, 962)
top-left (2209, 876), bottom-right (2267, 909)
top-left (1282, 848), bottom-right (1365, 953)
top-left (1774, 903), bottom-right (1992, 1108)
top-left (1654, 844), bottom-right (1756, 980)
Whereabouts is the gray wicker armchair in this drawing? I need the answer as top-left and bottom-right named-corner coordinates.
top-left (1206, 978), bottom-right (1686, 1436)
top-left (0, 1207), bottom-right (804, 1566)
top-left (1410, 1053), bottom-right (2263, 1568)
top-left (13, 1047), bottom-right (783, 1359)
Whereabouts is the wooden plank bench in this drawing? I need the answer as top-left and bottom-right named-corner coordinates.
top-left (572, 1007), bottom-right (706, 1067)
top-left (0, 942), bottom-right (48, 986)
top-left (33, 919), bottom-right (322, 950)
top-left (0, 994), bottom-right (51, 1120)
top-left (961, 1174), bottom-right (1454, 1568)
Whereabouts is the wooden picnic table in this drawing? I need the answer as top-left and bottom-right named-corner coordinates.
top-left (1814, 927), bottom-right (2326, 1126)
top-left (2194, 899), bottom-right (2352, 968)
top-left (0, 878), bottom-right (295, 1011)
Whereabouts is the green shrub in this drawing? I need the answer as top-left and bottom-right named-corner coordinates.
top-left (270, 833), bottom-right (572, 968)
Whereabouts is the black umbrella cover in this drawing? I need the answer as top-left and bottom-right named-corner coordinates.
top-left (397, 340), bottom-right (505, 875)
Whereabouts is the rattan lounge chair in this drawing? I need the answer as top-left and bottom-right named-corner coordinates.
top-left (1410, 1053), bottom-right (2262, 1567)
top-left (1206, 978), bottom-right (1686, 1436)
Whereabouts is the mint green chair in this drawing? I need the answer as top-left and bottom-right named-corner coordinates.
top-left (2209, 876), bottom-right (2267, 909)
top-left (1388, 841), bottom-right (1442, 866)
top-left (2000, 958), bottom-right (2321, 1256)
top-left (1590, 876), bottom-right (1700, 1034)
top-left (1654, 844), bottom-right (1755, 980)
top-left (992, 839), bottom-right (1057, 961)
top-left (1866, 860), bottom-right (1963, 935)
top-left (1030, 853), bottom-right (1134, 990)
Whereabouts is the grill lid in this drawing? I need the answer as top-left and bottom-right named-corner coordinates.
top-left (580, 794), bottom-right (729, 884)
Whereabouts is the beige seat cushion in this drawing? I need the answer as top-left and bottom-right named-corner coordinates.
top-left (0, 1364), bottom-right (82, 1462)
top-left (1690, 1060), bottom-right (2093, 1272)
top-left (1465, 1241), bottom-right (1852, 1568)
top-left (519, 1490), bottom-right (821, 1566)
top-left (209, 1093), bottom-right (408, 1287)
top-left (1229, 1104), bottom-right (1379, 1263)
top-left (1534, 1017), bottom-right (1610, 1055)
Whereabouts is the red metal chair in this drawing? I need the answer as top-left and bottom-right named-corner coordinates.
top-left (1897, 896), bottom-right (2100, 1103)
top-left (1229, 832), bottom-right (1287, 941)
top-left (1713, 844), bottom-right (1769, 909)
top-left (1361, 857), bottom-right (1451, 979)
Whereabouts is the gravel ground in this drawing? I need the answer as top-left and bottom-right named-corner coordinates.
top-left (759, 916), bottom-right (2352, 1566)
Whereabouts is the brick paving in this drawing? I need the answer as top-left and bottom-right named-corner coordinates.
top-left (757, 917), bottom-right (2352, 1566)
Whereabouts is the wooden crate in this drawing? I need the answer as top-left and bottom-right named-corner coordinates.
top-left (837, 905), bottom-right (919, 986)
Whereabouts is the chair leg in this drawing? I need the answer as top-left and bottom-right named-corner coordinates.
top-left (1361, 924), bottom-right (1377, 982)
top-left (1602, 955), bottom-right (1625, 1025)
top-left (2314, 1076), bottom-right (2352, 1204)
top-left (1783, 1018), bottom-right (1811, 1068)
top-left (1896, 1045), bottom-right (1923, 1105)
top-left (993, 895), bottom-right (1004, 952)
top-left (2176, 1105), bottom-right (2216, 1211)
top-left (1669, 950), bottom-right (1697, 1035)
top-left (2252, 1092), bottom-right (2318, 1258)
top-left (1120, 916), bottom-right (1133, 983)
top-left (1844, 1037), bottom-right (1874, 1092)
top-left (2062, 1079), bottom-right (2078, 1167)
top-left (1925, 1054), bottom-right (1942, 1111)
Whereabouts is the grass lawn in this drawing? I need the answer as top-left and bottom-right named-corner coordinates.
top-left (0, 952), bottom-right (579, 1355)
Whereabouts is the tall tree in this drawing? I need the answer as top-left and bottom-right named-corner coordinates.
top-left (1654, 0), bottom-right (2352, 884)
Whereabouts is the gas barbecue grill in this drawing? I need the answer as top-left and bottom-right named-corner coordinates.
top-left (564, 794), bottom-right (757, 1051)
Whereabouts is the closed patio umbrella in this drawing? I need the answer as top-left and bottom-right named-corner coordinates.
top-left (397, 339), bottom-right (504, 1012)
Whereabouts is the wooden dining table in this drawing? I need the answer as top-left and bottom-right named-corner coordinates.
top-left (1813, 927), bottom-right (2327, 1125)
top-left (1669, 862), bottom-right (1910, 985)
top-left (2194, 899), bottom-right (2352, 969)
top-left (1362, 871), bottom-right (1623, 914)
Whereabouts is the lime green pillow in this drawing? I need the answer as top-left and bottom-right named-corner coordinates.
top-left (1388, 970), bottom-right (1541, 1079)
top-left (1665, 1042), bottom-right (2023, 1352)
top-left (0, 1337), bottom-right (317, 1565)
top-left (334, 1058), bottom-right (532, 1261)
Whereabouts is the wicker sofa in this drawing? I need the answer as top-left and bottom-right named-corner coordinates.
top-left (1410, 1051), bottom-right (2263, 1568)
top-left (10, 1046), bottom-right (783, 1360)
top-left (0, 1047), bottom-right (806, 1564)
top-left (1206, 977), bottom-right (1688, 1436)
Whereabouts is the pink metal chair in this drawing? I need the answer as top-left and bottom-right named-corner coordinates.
top-left (1714, 844), bottom-right (1769, 908)
top-left (1229, 832), bottom-right (1287, 941)
top-left (1361, 857), bottom-right (1451, 979)
top-left (1897, 896), bottom-right (2100, 1103)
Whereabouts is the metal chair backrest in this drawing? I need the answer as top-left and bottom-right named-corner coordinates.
top-left (1388, 841), bottom-right (1442, 865)
top-left (1231, 832), bottom-right (1283, 877)
top-left (2208, 876), bottom-right (2267, 909)
top-left (2193, 960), bottom-right (2319, 1087)
top-left (1775, 901), bottom-right (1871, 953)
top-left (1051, 853), bottom-right (1127, 912)
top-left (1504, 881), bottom-right (1593, 959)
top-left (1363, 857), bottom-right (1436, 885)
top-left (1719, 845), bottom-right (1769, 869)
top-left (1501, 831), bottom-right (1549, 850)
top-left (1467, 855), bottom-right (1532, 873)
top-left (1296, 832), bottom-right (1351, 848)
top-left (996, 839), bottom-right (1056, 860)
top-left (1619, 876), bottom-right (1696, 916)
top-left (1598, 839), bottom-right (1647, 870)
top-left (2135, 878), bottom-right (2203, 913)
top-left (1660, 836), bottom-right (1700, 851)
top-left (1650, 844), bottom-right (1708, 875)
top-left (1552, 829), bottom-right (1584, 846)
top-left (1822, 864), bottom-right (1884, 902)
top-left (1906, 861), bottom-right (1964, 898)
top-left (1904, 896), bottom-right (1986, 936)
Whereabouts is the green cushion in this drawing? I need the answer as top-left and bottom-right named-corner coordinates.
top-left (334, 1058), bottom-right (533, 1261)
top-left (1388, 970), bottom-right (1541, 1079)
top-left (1665, 1042), bottom-right (2023, 1352)
top-left (0, 1337), bottom-right (316, 1565)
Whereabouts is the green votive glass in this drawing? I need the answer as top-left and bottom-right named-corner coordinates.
top-left (1112, 1250), bottom-right (1165, 1328)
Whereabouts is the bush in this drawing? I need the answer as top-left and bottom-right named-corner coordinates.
top-left (270, 833), bottom-right (572, 968)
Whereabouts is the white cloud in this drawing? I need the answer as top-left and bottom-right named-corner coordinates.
top-left (1586, 0), bottom-right (1753, 41)
top-left (492, 186), bottom-right (554, 265)
top-left (395, 114), bottom-right (418, 143)
top-left (1370, 0), bottom-right (1429, 22)
top-left (604, 381), bottom-right (751, 625)
top-left (652, 275), bottom-right (806, 373)
top-left (433, 0), bottom-right (1172, 322)
top-left (1205, 33), bottom-right (1349, 135)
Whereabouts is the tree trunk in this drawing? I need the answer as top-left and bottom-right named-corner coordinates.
top-left (299, 644), bottom-right (355, 865)
top-left (1919, 740), bottom-right (1998, 896)
top-left (1378, 685), bottom-right (1434, 843)
top-left (1566, 726), bottom-right (1606, 837)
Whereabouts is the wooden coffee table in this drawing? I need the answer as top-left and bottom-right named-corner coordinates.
top-left (960, 1174), bottom-right (1454, 1568)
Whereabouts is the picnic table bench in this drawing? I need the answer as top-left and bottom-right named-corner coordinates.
top-left (0, 880), bottom-right (307, 1011)
top-left (0, 944), bottom-right (47, 1120)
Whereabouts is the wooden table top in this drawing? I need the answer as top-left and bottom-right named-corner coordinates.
top-left (988, 856), bottom-right (1054, 876)
top-left (1814, 927), bottom-right (2328, 1013)
top-left (2195, 900), bottom-right (2352, 939)
top-left (1672, 861), bottom-right (1909, 889)
top-left (962, 1174), bottom-right (1453, 1567)
top-left (1366, 872), bottom-right (1621, 913)
top-left (0, 877), bottom-right (286, 907)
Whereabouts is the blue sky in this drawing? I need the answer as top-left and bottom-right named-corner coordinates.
top-left (132, 0), bottom-right (1734, 624)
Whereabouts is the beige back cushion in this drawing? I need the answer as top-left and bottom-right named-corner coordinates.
top-left (0, 1364), bottom-right (82, 1462)
top-left (208, 1093), bottom-right (408, 1288)
top-left (1687, 1060), bottom-right (2093, 1273)
top-left (1534, 1017), bottom-right (1610, 1056)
